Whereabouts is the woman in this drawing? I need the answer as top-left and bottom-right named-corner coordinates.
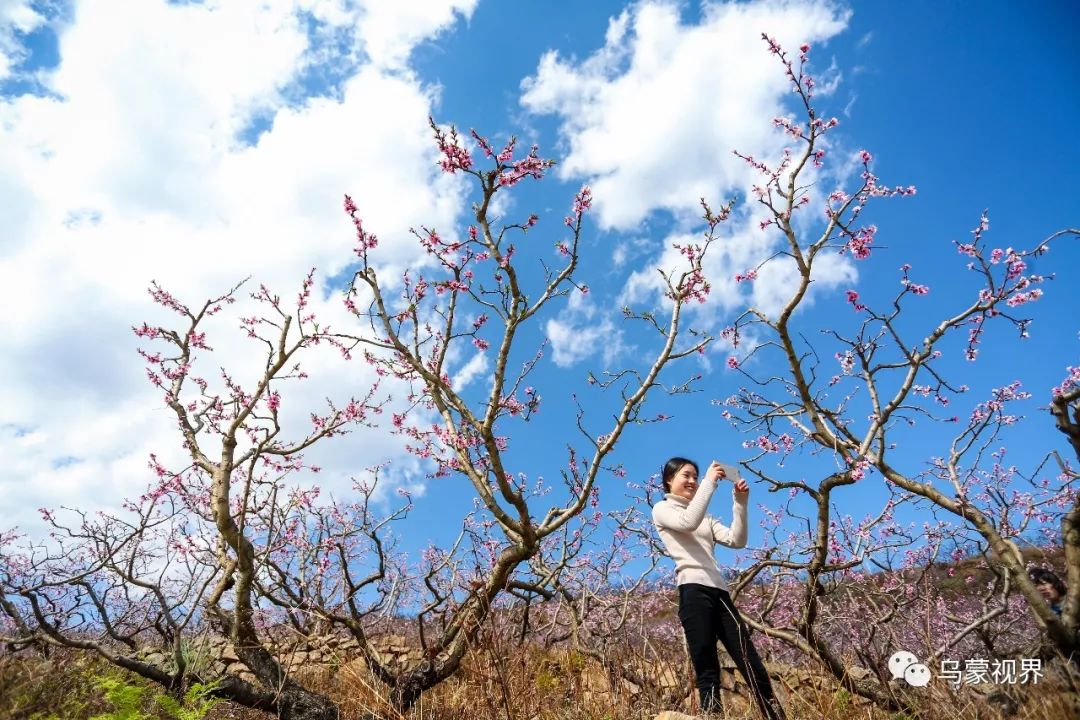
top-left (1029, 567), bottom-right (1066, 616)
top-left (652, 456), bottom-right (785, 720)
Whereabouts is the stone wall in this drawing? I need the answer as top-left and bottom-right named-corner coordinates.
top-left (136, 633), bottom-right (423, 686)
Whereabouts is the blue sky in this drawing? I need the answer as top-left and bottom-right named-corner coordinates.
top-left (1, 0), bottom-right (1077, 584)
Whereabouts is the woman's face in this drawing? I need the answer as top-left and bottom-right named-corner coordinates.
top-left (669, 463), bottom-right (698, 501)
top-left (1036, 580), bottom-right (1063, 604)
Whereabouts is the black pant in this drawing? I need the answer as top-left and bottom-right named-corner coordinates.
top-left (678, 583), bottom-right (785, 720)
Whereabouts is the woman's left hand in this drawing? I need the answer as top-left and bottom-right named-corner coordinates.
top-left (733, 478), bottom-right (749, 495)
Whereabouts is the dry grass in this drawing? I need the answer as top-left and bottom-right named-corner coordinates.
top-left (2, 641), bottom-right (1077, 720)
top-left (0, 649), bottom-right (120, 719)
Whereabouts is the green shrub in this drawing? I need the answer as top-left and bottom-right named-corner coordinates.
top-left (89, 672), bottom-right (221, 720)
top-left (155, 681), bottom-right (221, 720)
top-left (534, 670), bottom-right (559, 691)
top-left (89, 675), bottom-right (150, 720)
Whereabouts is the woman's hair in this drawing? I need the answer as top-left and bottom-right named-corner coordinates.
top-left (661, 457), bottom-right (699, 494)
top-left (1029, 567), bottom-right (1066, 596)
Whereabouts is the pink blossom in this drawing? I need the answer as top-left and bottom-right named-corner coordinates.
top-left (846, 225), bottom-right (876, 259)
top-left (1051, 366), bottom-right (1080, 397)
top-left (496, 145), bottom-right (553, 187)
top-left (756, 435), bottom-right (780, 453)
top-left (1005, 252), bottom-right (1027, 279)
top-left (133, 323), bottom-right (160, 339)
top-left (836, 350), bottom-right (855, 374)
top-left (496, 136), bottom-right (516, 163)
top-left (849, 458), bottom-right (870, 481)
top-left (148, 282), bottom-right (187, 314)
top-left (969, 381), bottom-right (1030, 424)
top-left (431, 120), bottom-right (473, 173)
top-left (345, 204), bottom-right (378, 254)
top-left (1005, 288), bottom-right (1043, 307)
top-left (573, 186), bottom-right (592, 215)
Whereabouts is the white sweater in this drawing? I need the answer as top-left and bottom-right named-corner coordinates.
top-left (652, 477), bottom-right (748, 590)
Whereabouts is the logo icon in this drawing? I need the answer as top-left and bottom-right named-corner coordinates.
top-left (889, 650), bottom-right (931, 686)
top-left (904, 662), bottom-right (931, 687)
top-left (888, 650), bottom-right (919, 681)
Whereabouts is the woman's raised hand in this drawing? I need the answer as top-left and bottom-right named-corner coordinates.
top-left (704, 460), bottom-right (727, 484)
top-left (733, 477), bottom-right (750, 494)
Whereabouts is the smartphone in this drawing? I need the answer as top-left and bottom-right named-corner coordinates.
top-left (713, 461), bottom-right (741, 482)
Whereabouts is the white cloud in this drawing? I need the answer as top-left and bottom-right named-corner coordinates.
top-left (545, 289), bottom-right (626, 368)
top-left (750, 248), bottom-right (856, 317)
top-left (618, 202), bottom-right (859, 329)
top-left (0, 0), bottom-right (44, 80)
top-left (356, 0), bottom-right (479, 69)
top-left (521, 0), bottom-right (849, 231)
top-left (815, 57), bottom-right (843, 97)
top-left (842, 92), bottom-right (858, 117)
top-left (0, 0), bottom-right (475, 533)
top-left (524, 0), bottom-right (858, 334)
top-left (546, 317), bottom-right (609, 367)
top-left (612, 243), bottom-right (628, 268)
top-left (610, 234), bottom-right (654, 269)
top-left (452, 351), bottom-right (490, 391)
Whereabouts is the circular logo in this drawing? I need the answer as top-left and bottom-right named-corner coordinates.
top-left (904, 663), bottom-right (931, 687)
top-left (888, 650), bottom-right (919, 680)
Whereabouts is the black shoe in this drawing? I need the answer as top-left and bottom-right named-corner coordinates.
top-left (698, 687), bottom-right (724, 716)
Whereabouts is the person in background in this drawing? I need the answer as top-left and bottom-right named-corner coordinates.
top-left (1029, 567), bottom-right (1066, 616)
top-left (1027, 566), bottom-right (1080, 675)
top-left (652, 456), bottom-right (786, 720)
